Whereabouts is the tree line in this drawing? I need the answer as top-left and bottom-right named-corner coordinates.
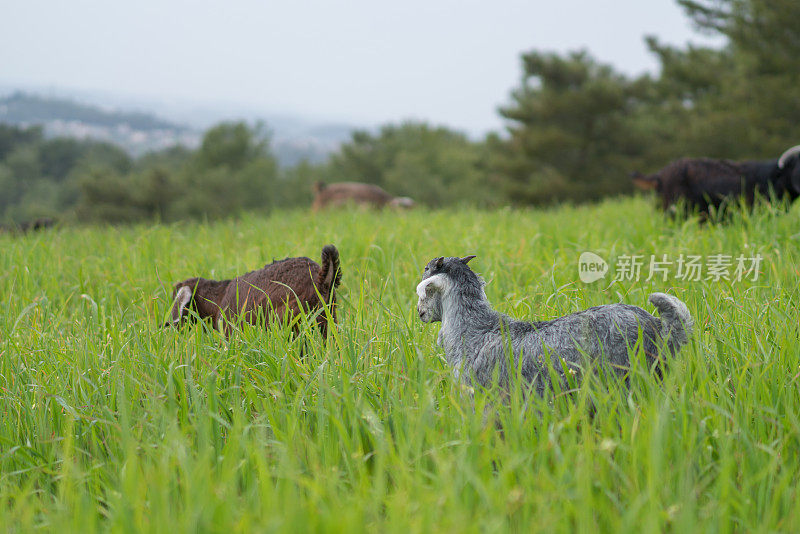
top-left (1, 0), bottom-right (797, 224)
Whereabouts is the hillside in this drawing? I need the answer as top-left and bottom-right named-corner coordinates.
top-left (0, 91), bottom-right (179, 130)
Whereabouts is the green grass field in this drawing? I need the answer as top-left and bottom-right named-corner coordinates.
top-left (2, 197), bottom-right (799, 532)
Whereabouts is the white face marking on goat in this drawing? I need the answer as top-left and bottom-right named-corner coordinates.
top-left (170, 285), bottom-right (193, 324)
top-left (416, 273), bottom-right (448, 323)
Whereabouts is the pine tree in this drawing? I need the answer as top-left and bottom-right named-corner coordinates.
top-left (492, 51), bottom-right (654, 204)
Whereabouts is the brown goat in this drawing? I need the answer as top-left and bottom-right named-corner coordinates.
top-left (165, 245), bottom-right (342, 338)
top-left (632, 145), bottom-right (800, 217)
top-left (311, 181), bottom-right (415, 211)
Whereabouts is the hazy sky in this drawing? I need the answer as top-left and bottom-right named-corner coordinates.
top-left (0, 0), bottom-right (720, 134)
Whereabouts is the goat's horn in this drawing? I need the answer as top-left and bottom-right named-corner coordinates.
top-left (778, 145), bottom-right (800, 169)
top-left (460, 255), bottom-right (476, 264)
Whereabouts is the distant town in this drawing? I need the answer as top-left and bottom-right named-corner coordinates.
top-left (0, 91), bottom-right (355, 165)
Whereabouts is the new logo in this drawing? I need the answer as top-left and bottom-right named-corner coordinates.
top-left (578, 252), bottom-right (608, 283)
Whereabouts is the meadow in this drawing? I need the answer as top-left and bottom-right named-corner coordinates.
top-left (1, 197), bottom-right (799, 532)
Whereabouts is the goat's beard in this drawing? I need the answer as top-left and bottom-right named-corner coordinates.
top-left (417, 298), bottom-right (442, 323)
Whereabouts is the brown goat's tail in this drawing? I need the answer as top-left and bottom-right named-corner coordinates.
top-left (317, 244), bottom-right (342, 293)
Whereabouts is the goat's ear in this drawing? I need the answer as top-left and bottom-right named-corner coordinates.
top-left (632, 172), bottom-right (658, 191)
top-left (460, 255), bottom-right (476, 264)
top-left (434, 257), bottom-right (444, 269)
top-left (167, 285), bottom-right (193, 326)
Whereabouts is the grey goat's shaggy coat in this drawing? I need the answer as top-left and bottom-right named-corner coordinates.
top-left (416, 256), bottom-right (693, 394)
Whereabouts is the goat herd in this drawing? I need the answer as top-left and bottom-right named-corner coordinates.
top-left (310, 144), bottom-right (800, 217)
top-left (165, 247), bottom-right (693, 395)
top-left (162, 145), bottom-right (800, 395)
top-left (161, 145), bottom-right (800, 395)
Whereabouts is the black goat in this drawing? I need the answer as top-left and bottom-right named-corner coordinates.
top-left (631, 145), bottom-right (800, 217)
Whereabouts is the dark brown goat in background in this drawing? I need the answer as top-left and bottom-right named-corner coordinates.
top-left (312, 181), bottom-right (415, 211)
top-left (165, 245), bottom-right (342, 338)
top-left (631, 145), bottom-right (800, 217)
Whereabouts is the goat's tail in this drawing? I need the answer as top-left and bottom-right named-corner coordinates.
top-left (649, 292), bottom-right (693, 355)
top-left (317, 244), bottom-right (342, 293)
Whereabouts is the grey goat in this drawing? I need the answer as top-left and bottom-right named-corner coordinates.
top-left (416, 256), bottom-right (693, 394)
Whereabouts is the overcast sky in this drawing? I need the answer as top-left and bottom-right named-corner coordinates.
top-left (0, 0), bottom-right (721, 134)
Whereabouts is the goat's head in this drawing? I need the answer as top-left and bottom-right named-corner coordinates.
top-left (415, 255), bottom-right (479, 323)
top-left (631, 169), bottom-right (684, 213)
top-left (777, 145), bottom-right (800, 197)
top-left (312, 181), bottom-right (327, 194)
top-left (164, 277), bottom-right (223, 327)
top-left (631, 171), bottom-right (660, 192)
top-left (164, 279), bottom-right (198, 327)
